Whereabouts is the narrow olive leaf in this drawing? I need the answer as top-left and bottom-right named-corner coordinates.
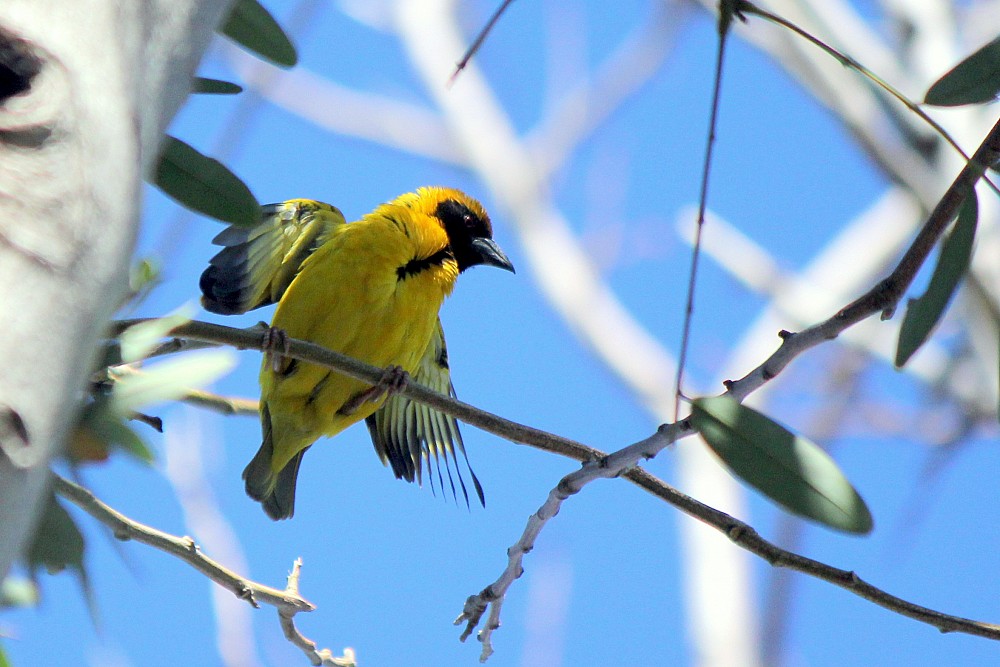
top-left (112, 350), bottom-right (236, 415)
top-left (76, 399), bottom-right (155, 464)
top-left (154, 135), bottom-right (258, 226)
top-left (690, 396), bottom-right (874, 534)
top-left (119, 310), bottom-right (193, 364)
top-left (27, 492), bottom-right (85, 576)
top-left (220, 0), bottom-right (297, 68)
top-left (0, 643), bottom-right (10, 667)
top-left (895, 189), bottom-right (979, 367)
top-left (1, 577), bottom-right (39, 608)
top-left (925, 34), bottom-right (1000, 107)
top-left (192, 77), bottom-right (243, 95)
top-left (25, 490), bottom-right (95, 617)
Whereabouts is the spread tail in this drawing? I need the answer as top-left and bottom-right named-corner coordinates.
top-left (243, 403), bottom-right (307, 520)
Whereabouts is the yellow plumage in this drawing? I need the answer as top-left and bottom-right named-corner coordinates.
top-left (200, 188), bottom-right (514, 519)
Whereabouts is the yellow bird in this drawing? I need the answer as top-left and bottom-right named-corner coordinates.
top-left (199, 188), bottom-right (514, 520)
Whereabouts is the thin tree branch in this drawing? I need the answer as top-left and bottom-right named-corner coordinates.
top-left (108, 365), bottom-right (258, 416)
top-left (105, 316), bottom-right (1000, 656)
top-left (458, 119), bottom-right (1000, 655)
top-left (457, 421), bottom-right (1000, 660)
top-left (102, 111), bottom-right (997, 658)
top-left (675, 1), bottom-right (736, 418)
top-left (727, 116), bottom-right (1000, 400)
top-left (163, 413), bottom-right (260, 667)
top-left (449, 0), bottom-right (518, 83)
top-left (104, 99), bottom-right (1000, 663)
top-left (178, 388), bottom-right (259, 417)
top-left (110, 318), bottom-right (599, 462)
top-left (280, 559), bottom-right (356, 667)
top-left (52, 474), bottom-right (355, 666)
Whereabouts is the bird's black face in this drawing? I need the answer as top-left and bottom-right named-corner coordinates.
top-left (435, 198), bottom-right (515, 274)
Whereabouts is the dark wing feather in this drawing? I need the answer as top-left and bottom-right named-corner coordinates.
top-left (200, 199), bottom-right (346, 315)
top-left (365, 319), bottom-right (485, 507)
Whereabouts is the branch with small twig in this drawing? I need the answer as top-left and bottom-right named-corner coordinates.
top-left (52, 474), bottom-right (355, 667)
top-left (108, 364), bottom-right (259, 416)
top-left (111, 295), bottom-right (1000, 660)
top-left (106, 72), bottom-right (1000, 666)
top-left (280, 559), bottom-right (356, 667)
top-left (453, 116), bottom-right (1000, 657)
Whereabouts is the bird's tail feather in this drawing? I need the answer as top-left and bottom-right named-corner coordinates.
top-left (243, 403), bottom-right (306, 521)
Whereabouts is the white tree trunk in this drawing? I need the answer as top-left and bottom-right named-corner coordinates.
top-left (0, 0), bottom-right (234, 579)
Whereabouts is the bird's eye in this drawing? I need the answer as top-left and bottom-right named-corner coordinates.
top-left (435, 198), bottom-right (492, 241)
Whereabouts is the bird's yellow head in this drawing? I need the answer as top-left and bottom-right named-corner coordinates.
top-left (391, 187), bottom-right (516, 275)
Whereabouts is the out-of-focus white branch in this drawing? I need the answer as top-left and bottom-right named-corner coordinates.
top-left (226, 45), bottom-right (465, 166)
top-left (526, 1), bottom-right (687, 179)
top-left (395, 0), bottom-right (677, 417)
top-left (675, 190), bottom-right (930, 378)
top-left (879, 0), bottom-right (956, 82)
top-left (676, 185), bottom-right (999, 418)
top-left (164, 411), bottom-right (260, 667)
top-left (394, 2), bottom-right (759, 666)
top-left (702, 0), bottom-right (948, 197)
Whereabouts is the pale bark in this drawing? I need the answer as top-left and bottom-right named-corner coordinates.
top-left (0, 0), bottom-right (234, 579)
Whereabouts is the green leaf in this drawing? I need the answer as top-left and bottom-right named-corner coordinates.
top-left (0, 642), bottom-right (10, 667)
top-left (220, 0), bottom-right (297, 68)
top-left (925, 34), bottom-right (1000, 107)
top-left (895, 189), bottom-right (978, 367)
top-left (111, 350), bottom-right (236, 415)
top-left (153, 135), bottom-right (258, 226)
top-left (118, 311), bottom-right (193, 364)
top-left (192, 77), bottom-right (243, 95)
top-left (690, 396), bottom-right (874, 534)
top-left (1, 577), bottom-right (39, 608)
top-left (27, 491), bottom-right (85, 576)
top-left (76, 399), bottom-right (155, 464)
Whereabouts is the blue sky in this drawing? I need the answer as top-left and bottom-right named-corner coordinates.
top-left (5, 1), bottom-right (1000, 666)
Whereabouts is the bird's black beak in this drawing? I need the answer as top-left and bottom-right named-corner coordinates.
top-left (470, 237), bottom-right (516, 273)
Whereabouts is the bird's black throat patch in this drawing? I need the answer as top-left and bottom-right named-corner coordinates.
top-left (397, 247), bottom-right (453, 281)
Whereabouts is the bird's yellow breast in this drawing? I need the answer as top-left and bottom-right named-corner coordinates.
top-left (260, 209), bottom-right (459, 472)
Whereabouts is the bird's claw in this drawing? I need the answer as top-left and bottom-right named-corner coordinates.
top-left (261, 326), bottom-right (292, 374)
top-left (339, 365), bottom-right (409, 415)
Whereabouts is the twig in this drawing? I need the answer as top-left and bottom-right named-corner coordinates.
top-left (738, 0), bottom-right (1000, 199)
top-left (454, 429), bottom-right (678, 660)
top-left (110, 319), bottom-right (600, 463)
top-left (457, 420), bottom-right (1000, 659)
top-left (448, 0), bottom-right (518, 84)
top-left (112, 193), bottom-right (1000, 650)
top-left (675, 1), bottom-right (738, 418)
top-left (178, 388), bottom-right (259, 416)
top-left (280, 559), bottom-right (356, 667)
top-left (725, 116), bottom-right (1000, 401)
top-left (52, 474), bottom-right (355, 666)
top-left (454, 118), bottom-right (1000, 657)
top-left (108, 365), bottom-right (258, 416)
top-left (104, 105), bottom-right (1000, 664)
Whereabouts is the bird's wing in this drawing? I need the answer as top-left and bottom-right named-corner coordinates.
top-left (200, 199), bottom-right (347, 315)
top-left (365, 318), bottom-right (485, 507)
